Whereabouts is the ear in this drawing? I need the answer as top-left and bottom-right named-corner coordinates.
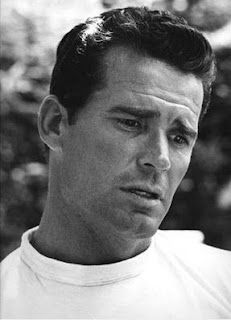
top-left (38, 95), bottom-right (69, 152)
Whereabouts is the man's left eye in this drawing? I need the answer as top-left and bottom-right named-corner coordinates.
top-left (173, 135), bottom-right (189, 146)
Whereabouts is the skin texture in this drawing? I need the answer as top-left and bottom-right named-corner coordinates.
top-left (35, 46), bottom-right (203, 264)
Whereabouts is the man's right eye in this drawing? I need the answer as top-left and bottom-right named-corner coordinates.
top-left (116, 118), bottom-right (142, 131)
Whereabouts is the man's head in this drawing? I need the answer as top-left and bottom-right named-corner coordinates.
top-left (38, 7), bottom-right (215, 253)
top-left (50, 7), bottom-right (215, 124)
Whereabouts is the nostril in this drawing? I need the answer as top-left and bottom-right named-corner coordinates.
top-left (141, 159), bottom-right (170, 172)
top-left (143, 162), bottom-right (154, 167)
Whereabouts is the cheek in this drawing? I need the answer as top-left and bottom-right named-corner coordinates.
top-left (170, 153), bottom-right (191, 193)
top-left (61, 131), bottom-right (133, 197)
top-left (92, 133), bottom-right (135, 175)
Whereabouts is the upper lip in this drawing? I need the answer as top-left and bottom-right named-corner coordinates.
top-left (120, 185), bottom-right (164, 200)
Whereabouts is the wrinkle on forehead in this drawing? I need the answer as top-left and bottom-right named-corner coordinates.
top-left (103, 46), bottom-right (203, 110)
top-left (126, 87), bottom-right (200, 116)
top-left (100, 83), bottom-right (200, 119)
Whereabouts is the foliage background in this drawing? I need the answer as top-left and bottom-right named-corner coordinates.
top-left (1, 0), bottom-right (231, 260)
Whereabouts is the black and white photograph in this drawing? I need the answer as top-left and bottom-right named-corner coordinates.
top-left (1, 0), bottom-right (231, 318)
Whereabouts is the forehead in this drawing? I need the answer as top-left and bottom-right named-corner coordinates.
top-left (98, 45), bottom-right (203, 118)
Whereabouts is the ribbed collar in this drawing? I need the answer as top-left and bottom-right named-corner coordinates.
top-left (20, 227), bottom-right (156, 286)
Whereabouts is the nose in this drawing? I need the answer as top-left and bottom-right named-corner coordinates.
top-left (137, 132), bottom-right (171, 172)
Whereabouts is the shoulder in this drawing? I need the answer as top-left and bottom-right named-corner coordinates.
top-left (1, 227), bottom-right (40, 287)
top-left (1, 248), bottom-right (23, 295)
top-left (155, 230), bottom-right (231, 293)
top-left (155, 229), bottom-right (231, 269)
top-left (1, 248), bottom-right (22, 305)
top-left (1, 248), bottom-right (21, 277)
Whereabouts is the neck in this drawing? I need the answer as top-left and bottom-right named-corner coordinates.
top-left (32, 190), bottom-right (151, 265)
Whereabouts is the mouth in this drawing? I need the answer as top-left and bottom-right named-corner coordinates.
top-left (120, 187), bottom-right (163, 201)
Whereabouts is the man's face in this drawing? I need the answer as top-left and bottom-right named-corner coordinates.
top-left (59, 46), bottom-right (203, 241)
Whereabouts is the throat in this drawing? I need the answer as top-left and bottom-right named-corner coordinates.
top-left (31, 219), bottom-right (151, 265)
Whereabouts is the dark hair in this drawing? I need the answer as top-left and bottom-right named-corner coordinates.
top-left (50, 6), bottom-right (216, 124)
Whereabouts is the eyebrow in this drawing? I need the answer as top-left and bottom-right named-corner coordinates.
top-left (109, 105), bottom-right (198, 140)
top-left (173, 119), bottom-right (198, 140)
top-left (109, 105), bottom-right (161, 119)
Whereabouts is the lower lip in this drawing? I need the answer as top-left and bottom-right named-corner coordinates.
top-left (120, 189), bottom-right (161, 208)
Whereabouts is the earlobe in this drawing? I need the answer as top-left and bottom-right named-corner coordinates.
top-left (38, 95), bottom-right (68, 152)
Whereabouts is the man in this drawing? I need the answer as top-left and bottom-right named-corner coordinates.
top-left (1, 6), bottom-right (231, 319)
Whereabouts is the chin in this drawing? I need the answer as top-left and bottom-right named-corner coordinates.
top-left (121, 213), bottom-right (161, 240)
top-left (136, 222), bottom-right (159, 239)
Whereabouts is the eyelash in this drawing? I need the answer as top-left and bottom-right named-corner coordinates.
top-left (116, 118), bottom-right (142, 130)
top-left (116, 118), bottom-right (190, 146)
top-left (172, 135), bottom-right (189, 146)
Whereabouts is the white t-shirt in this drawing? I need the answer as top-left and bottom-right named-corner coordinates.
top-left (1, 227), bottom-right (231, 319)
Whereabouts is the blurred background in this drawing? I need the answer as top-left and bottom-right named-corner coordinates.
top-left (1, 0), bottom-right (231, 261)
